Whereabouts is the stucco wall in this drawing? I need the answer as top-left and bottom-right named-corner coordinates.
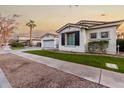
top-left (32, 40), bottom-right (41, 46)
top-left (59, 26), bottom-right (117, 54)
top-left (59, 27), bottom-right (86, 52)
top-left (41, 35), bottom-right (58, 49)
top-left (86, 26), bottom-right (117, 54)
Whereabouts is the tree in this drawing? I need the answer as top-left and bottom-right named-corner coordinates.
top-left (121, 32), bottom-right (124, 39)
top-left (0, 14), bottom-right (19, 47)
top-left (26, 20), bottom-right (36, 46)
top-left (117, 32), bottom-right (124, 39)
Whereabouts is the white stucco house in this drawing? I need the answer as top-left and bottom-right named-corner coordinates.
top-left (32, 38), bottom-right (41, 47)
top-left (18, 36), bottom-right (41, 46)
top-left (41, 33), bottom-right (58, 49)
top-left (57, 20), bottom-right (124, 54)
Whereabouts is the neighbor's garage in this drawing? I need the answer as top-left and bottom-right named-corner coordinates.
top-left (41, 33), bottom-right (58, 49)
top-left (43, 40), bottom-right (54, 48)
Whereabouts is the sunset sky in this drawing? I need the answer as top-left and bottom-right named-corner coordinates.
top-left (0, 5), bottom-right (124, 34)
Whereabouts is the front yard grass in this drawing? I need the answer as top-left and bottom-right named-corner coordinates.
top-left (25, 50), bottom-right (124, 73)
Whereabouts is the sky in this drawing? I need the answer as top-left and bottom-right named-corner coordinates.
top-left (0, 5), bottom-right (124, 35)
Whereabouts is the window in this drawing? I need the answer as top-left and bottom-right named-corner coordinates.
top-left (90, 33), bottom-right (97, 39)
top-left (75, 31), bottom-right (80, 46)
top-left (67, 32), bottom-right (75, 45)
top-left (101, 32), bottom-right (109, 38)
top-left (61, 33), bottom-right (65, 45)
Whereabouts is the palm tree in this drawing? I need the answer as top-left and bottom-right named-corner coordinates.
top-left (26, 20), bottom-right (36, 46)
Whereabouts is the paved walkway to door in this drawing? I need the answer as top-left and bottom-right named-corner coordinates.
top-left (11, 50), bottom-right (124, 88)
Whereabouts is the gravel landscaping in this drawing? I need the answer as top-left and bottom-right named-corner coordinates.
top-left (0, 53), bottom-right (107, 88)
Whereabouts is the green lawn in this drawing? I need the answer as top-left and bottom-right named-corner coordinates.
top-left (25, 50), bottom-right (124, 73)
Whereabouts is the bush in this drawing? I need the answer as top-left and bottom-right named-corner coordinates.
top-left (88, 40), bottom-right (109, 53)
top-left (10, 41), bottom-right (24, 48)
top-left (117, 39), bottom-right (124, 52)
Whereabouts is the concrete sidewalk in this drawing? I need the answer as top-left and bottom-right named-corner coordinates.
top-left (11, 51), bottom-right (124, 88)
top-left (0, 69), bottom-right (11, 88)
top-left (0, 49), bottom-right (10, 54)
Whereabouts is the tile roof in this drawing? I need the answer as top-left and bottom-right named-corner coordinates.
top-left (57, 20), bottom-right (124, 32)
top-left (41, 32), bottom-right (58, 38)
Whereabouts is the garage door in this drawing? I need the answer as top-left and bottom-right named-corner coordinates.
top-left (43, 40), bottom-right (54, 48)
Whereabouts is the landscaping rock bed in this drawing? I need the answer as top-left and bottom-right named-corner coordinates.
top-left (0, 53), bottom-right (107, 88)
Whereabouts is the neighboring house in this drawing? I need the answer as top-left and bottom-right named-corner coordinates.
top-left (32, 38), bottom-right (41, 47)
top-left (17, 36), bottom-right (30, 46)
top-left (57, 20), bottom-right (124, 54)
top-left (41, 33), bottom-right (58, 49)
top-left (18, 36), bottom-right (41, 47)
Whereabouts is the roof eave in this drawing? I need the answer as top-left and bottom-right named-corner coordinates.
top-left (56, 24), bottom-right (88, 33)
top-left (40, 33), bottom-right (58, 39)
top-left (87, 23), bottom-right (123, 30)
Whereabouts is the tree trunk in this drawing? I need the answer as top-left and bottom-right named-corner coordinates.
top-left (29, 27), bottom-right (32, 47)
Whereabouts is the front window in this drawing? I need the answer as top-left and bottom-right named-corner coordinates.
top-left (67, 32), bottom-right (75, 45)
top-left (101, 32), bottom-right (109, 38)
top-left (90, 33), bottom-right (97, 39)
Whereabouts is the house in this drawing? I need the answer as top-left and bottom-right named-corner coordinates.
top-left (41, 33), bottom-right (58, 49)
top-left (18, 35), bottom-right (41, 47)
top-left (56, 20), bottom-right (124, 54)
top-left (32, 38), bottom-right (41, 47)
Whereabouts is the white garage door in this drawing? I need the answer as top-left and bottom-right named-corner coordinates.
top-left (43, 40), bottom-right (54, 48)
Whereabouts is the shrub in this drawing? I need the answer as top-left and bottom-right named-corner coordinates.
top-left (88, 40), bottom-right (109, 53)
top-left (10, 41), bottom-right (24, 48)
top-left (117, 39), bottom-right (124, 52)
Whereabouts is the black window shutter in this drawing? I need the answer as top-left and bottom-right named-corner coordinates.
top-left (61, 33), bottom-right (65, 45)
top-left (75, 31), bottom-right (80, 46)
